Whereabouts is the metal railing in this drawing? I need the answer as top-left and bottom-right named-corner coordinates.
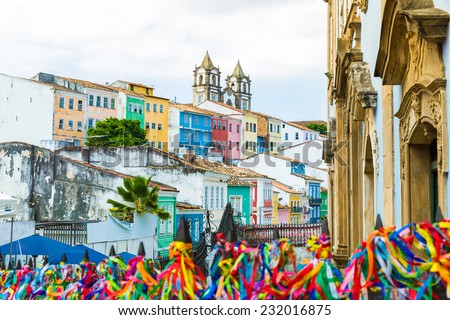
top-left (238, 222), bottom-right (321, 247)
top-left (35, 221), bottom-right (89, 245)
top-left (309, 198), bottom-right (322, 206)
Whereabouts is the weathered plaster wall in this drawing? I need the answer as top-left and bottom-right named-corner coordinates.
top-left (0, 142), bottom-right (125, 222)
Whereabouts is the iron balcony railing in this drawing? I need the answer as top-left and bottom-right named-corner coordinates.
top-left (309, 198), bottom-right (322, 206)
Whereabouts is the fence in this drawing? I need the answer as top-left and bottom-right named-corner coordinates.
top-left (35, 221), bottom-right (89, 245)
top-left (238, 222), bottom-right (322, 247)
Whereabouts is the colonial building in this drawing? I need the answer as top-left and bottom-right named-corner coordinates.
top-left (111, 80), bottom-right (170, 151)
top-left (193, 52), bottom-right (252, 110)
top-left (324, 0), bottom-right (450, 266)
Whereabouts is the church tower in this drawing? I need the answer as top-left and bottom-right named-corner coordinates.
top-left (223, 60), bottom-right (251, 110)
top-left (193, 51), bottom-right (222, 106)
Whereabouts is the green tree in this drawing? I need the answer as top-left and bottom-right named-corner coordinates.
top-left (86, 118), bottom-right (147, 147)
top-left (107, 176), bottom-right (171, 222)
top-left (306, 123), bottom-right (327, 135)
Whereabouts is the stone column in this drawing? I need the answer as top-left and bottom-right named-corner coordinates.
top-left (382, 85), bottom-right (395, 226)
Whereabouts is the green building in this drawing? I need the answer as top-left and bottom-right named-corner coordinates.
top-left (320, 187), bottom-right (328, 219)
top-left (125, 96), bottom-right (145, 128)
top-left (153, 183), bottom-right (178, 256)
top-left (227, 178), bottom-right (253, 225)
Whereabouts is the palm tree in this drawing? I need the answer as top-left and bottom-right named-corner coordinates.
top-left (107, 176), bottom-right (170, 222)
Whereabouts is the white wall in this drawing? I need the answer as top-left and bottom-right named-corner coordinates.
top-left (168, 106), bottom-right (180, 152)
top-left (280, 123), bottom-right (320, 149)
top-left (279, 140), bottom-right (326, 168)
top-left (0, 74), bottom-right (54, 145)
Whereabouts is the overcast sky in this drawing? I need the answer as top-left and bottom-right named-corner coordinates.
top-left (0, 0), bottom-right (327, 121)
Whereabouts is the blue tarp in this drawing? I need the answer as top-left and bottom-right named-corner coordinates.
top-left (48, 245), bottom-right (107, 264)
top-left (0, 234), bottom-right (73, 257)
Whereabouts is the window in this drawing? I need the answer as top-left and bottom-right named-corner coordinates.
top-left (277, 125), bottom-right (280, 133)
top-left (128, 103), bottom-right (132, 112)
top-left (159, 218), bottom-right (165, 235)
top-left (68, 120), bottom-right (73, 130)
top-left (270, 124), bottom-right (273, 132)
top-left (212, 140), bottom-right (216, 149)
top-left (152, 123), bottom-right (156, 129)
top-left (217, 142), bottom-right (221, 150)
top-left (129, 84), bottom-right (134, 91)
top-left (237, 125), bottom-right (240, 133)
top-left (197, 94), bottom-right (203, 104)
top-left (203, 132), bottom-right (208, 141)
top-left (153, 104), bottom-right (157, 112)
top-left (77, 121), bottom-right (82, 132)
top-left (253, 123), bottom-right (256, 132)
top-left (222, 141), bottom-right (226, 151)
top-left (133, 104), bottom-right (138, 113)
top-left (242, 100), bottom-right (248, 110)
top-left (204, 186), bottom-right (208, 209)
top-left (194, 116), bottom-right (200, 125)
top-left (194, 131), bottom-right (199, 141)
top-left (146, 103), bottom-right (150, 111)
top-left (160, 105), bottom-right (164, 113)
top-left (111, 98), bottom-right (115, 110)
top-left (77, 100), bottom-right (83, 111)
top-left (229, 124), bottom-right (232, 132)
top-left (88, 118), bottom-right (94, 129)
top-left (88, 95), bottom-right (94, 106)
top-left (211, 93), bottom-right (217, 101)
top-left (167, 216), bottom-right (173, 235)
top-left (138, 105), bottom-right (143, 114)
top-left (183, 114), bottom-right (189, 124)
top-left (210, 186), bottom-right (214, 208)
top-left (237, 141), bottom-right (240, 149)
top-left (103, 97), bottom-right (108, 108)
top-left (158, 141), bottom-right (162, 149)
top-left (229, 141), bottom-right (232, 150)
top-left (158, 124), bottom-right (162, 131)
top-left (96, 96), bottom-right (101, 107)
top-left (59, 97), bottom-right (65, 108)
top-left (285, 133), bottom-right (289, 140)
top-left (58, 119), bottom-right (64, 129)
top-left (246, 122), bottom-right (249, 131)
top-left (151, 141), bottom-right (156, 148)
top-left (222, 121), bottom-right (226, 130)
top-left (204, 117), bottom-right (208, 126)
top-left (194, 218), bottom-right (199, 240)
top-left (182, 131), bottom-right (188, 141)
top-left (216, 186), bottom-right (219, 208)
top-left (230, 196), bottom-right (242, 213)
top-left (145, 122), bottom-right (150, 129)
top-left (305, 133), bottom-right (308, 140)
top-left (246, 141), bottom-right (249, 150)
top-left (69, 98), bottom-right (74, 109)
top-left (221, 187), bottom-right (224, 208)
top-left (213, 120), bottom-right (217, 129)
top-left (295, 132), bottom-right (299, 140)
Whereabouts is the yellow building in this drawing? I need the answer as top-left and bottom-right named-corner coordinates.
top-left (272, 191), bottom-right (279, 224)
top-left (52, 86), bottom-right (87, 146)
top-left (243, 113), bottom-right (258, 157)
top-left (111, 80), bottom-right (170, 151)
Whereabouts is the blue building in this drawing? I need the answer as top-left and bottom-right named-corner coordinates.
top-left (325, 0), bottom-right (450, 266)
top-left (175, 105), bottom-right (213, 156)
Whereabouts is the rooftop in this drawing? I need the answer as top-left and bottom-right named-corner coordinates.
top-left (291, 173), bottom-right (324, 182)
top-left (58, 75), bottom-right (117, 92)
top-left (273, 181), bottom-right (301, 194)
top-left (171, 103), bottom-right (222, 117)
top-left (176, 202), bottom-right (203, 211)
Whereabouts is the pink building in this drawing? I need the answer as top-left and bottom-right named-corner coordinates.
top-left (211, 116), bottom-right (242, 163)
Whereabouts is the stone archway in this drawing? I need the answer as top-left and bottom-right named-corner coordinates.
top-left (398, 87), bottom-right (447, 224)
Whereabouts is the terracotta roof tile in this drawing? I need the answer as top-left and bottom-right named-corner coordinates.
top-left (117, 80), bottom-right (155, 90)
top-left (226, 176), bottom-right (255, 187)
top-left (58, 76), bottom-right (117, 92)
top-left (273, 181), bottom-right (301, 194)
top-left (291, 173), bottom-right (323, 182)
top-left (286, 122), bottom-right (316, 131)
top-left (176, 202), bottom-right (203, 210)
top-left (170, 103), bottom-right (223, 117)
top-left (56, 155), bottom-right (179, 192)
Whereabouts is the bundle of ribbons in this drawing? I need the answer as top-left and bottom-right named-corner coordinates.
top-left (0, 217), bottom-right (449, 300)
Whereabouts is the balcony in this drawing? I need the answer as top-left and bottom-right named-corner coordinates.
top-left (309, 198), bottom-right (322, 206)
top-left (291, 207), bottom-right (302, 213)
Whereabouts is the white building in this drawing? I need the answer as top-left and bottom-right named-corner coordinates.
top-left (0, 73), bottom-right (54, 145)
top-left (280, 122), bottom-right (320, 150)
top-left (279, 140), bottom-right (327, 169)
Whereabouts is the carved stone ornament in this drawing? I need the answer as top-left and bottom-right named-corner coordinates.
top-left (400, 142), bottom-right (406, 180)
top-left (372, 130), bottom-right (379, 174)
top-left (429, 93), bottom-right (442, 125)
top-left (358, 0), bottom-right (368, 13)
top-left (411, 92), bottom-right (421, 120)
